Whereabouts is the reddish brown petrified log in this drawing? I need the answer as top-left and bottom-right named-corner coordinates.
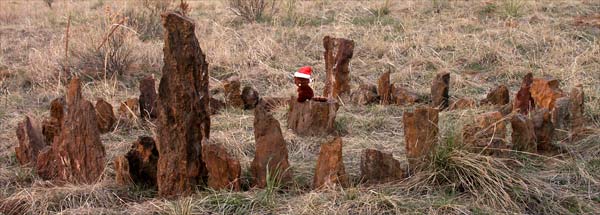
top-left (530, 77), bottom-right (565, 110)
top-left (313, 137), bottom-right (348, 188)
top-left (223, 76), bottom-right (244, 108)
top-left (378, 71), bottom-right (392, 105)
top-left (323, 36), bottom-right (354, 100)
top-left (42, 97), bottom-right (65, 144)
top-left (118, 98), bottom-right (139, 120)
top-left (481, 85), bottom-right (510, 106)
top-left (531, 108), bottom-right (555, 152)
top-left (251, 104), bottom-right (292, 188)
top-left (403, 107), bottom-right (439, 170)
top-left (449, 98), bottom-right (476, 110)
top-left (287, 97), bottom-right (339, 136)
top-left (15, 116), bottom-right (47, 166)
top-left (360, 149), bottom-right (405, 184)
top-left (391, 86), bottom-right (420, 106)
top-left (513, 73), bottom-right (535, 115)
top-left (202, 143), bottom-right (241, 191)
top-left (430, 72), bottom-right (450, 109)
top-left (510, 114), bottom-right (536, 153)
top-left (139, 75), bottom-right (158, 119)
top-left (462, 111), bottom-right (508, 156)
top-left (351, 84), bottom-right (378, 105)
top-left (95, 98), bottom-right (116, 133)
top-left (156, 12), bottom-right (211, 197)
top-left (569, 85), bottom-right (585, 133)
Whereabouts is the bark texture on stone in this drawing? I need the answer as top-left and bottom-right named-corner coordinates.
top-left (42, 97), bottom-right (65, 144)
top-left (462, 111), bottom-right (508, 155)
top-left (241, 86), bottom-right (259, 109)
top-left (360, 149), bottom-right (405, 184)
top-left (351, 84), bottom-right (378, 105)
top-left (531, 108), bottom-right (555, 152)
top-left (378, 71), bottom-right (392, 105)
top-left (430, 72), bottom-right (450, 109)
top-left (551, 97), bottom-right (571, 140)
top-left (510, 114), bottom-right (536, 152)
top-left (36, 77), bottom-right (106, 184)
top-left (120, 136), bottom-right (159, 187)
top-left (95, 98), bottom-right (116, 133)
top-left (202, 143), bottom-right (241, 191)
top-left (223, 76), bottom-right (244, 108)
top-left (118, 98), bottom-right (139, 120)
top-left (482, 85), bottom-right (510, 106)
top-left (251, 104), bottom-right (292, 188)
top-left (139, 75), bottom-right (158, 119)
top-left (323, 36), bottom-right (354, 100)
top-left (287, 97), bottom-right (339, 136)
top-left (513, 73), bottom-right (535, 115)
top-left (391, 86), bottom-right (420, 105)
top-left (449, 98), bottom-right (476, 110)
top-left (15, 116), bottom-right (47, 166)
top-left (156, 12), bottom-right (211, 197)
top-left (569, 85), bottom-right (584, 133)
top-left (530, 77), bottom-right (565, 110)
top-left (403, 107), bottom-right (439, 170)
top-left (313, 137), bottom-right (348, 188)
top-left (114, 156), bottom-right (132, 185)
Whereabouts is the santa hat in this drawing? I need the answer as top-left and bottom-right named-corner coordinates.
top-left (294, 66), bottom-right (312, 79)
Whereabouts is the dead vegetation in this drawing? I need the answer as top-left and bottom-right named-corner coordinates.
top-left (1, 0), bottom-right (599, 214)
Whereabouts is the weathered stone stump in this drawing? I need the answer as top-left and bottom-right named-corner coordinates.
top-left (41, 97), bottom-right (65, 144)
top-left (241, 86), bottom-right (259, 109)
top-left (313, 137), bottom-right (348, 188)
top-left (531, 108), bottom-right (555, 152)
top-left (202, 143), bottom-right (241, 191)
top-left (118, 98), bottom-right (139, 120)
top-left (513, 73), bottom-right (535, 115)
top-left (551, 97), bottom-right (571, 140)
top-left (510, 114), bottom-right (536, 152)
top-left (431, 72), bottom-right (450, 109)
top-left (530, 77), bottom-right (565, 110)
top-left (403, 107), bottom-right (439, 170)
top-left (95, 98), bottom-right (116, 133)
top-left (115, 136), bottom-right (159, 187)
top-left (378, 71), bottom-right (392, 105)
top-left (15, 116), bottom-right (47, 166)
top-left (392, 86), bottom-right (420, 105)
top-left (223, 76), bottom-right (244, 108)
top-left (323, 36), bottom-right (354, 100)
top-left (209, 97), bottom-right (225, 115)
top-left (462, 111), bottom-right (508, 155)
top-left (449, 98), bottom-right (476, 110)
top-left (351, 84), bottom-right (378, 105)
top-left (156, 12), bottom-right (211, 197)
top-left (251, 104), bottom-right (292, 188)
top-left (360, 149), bottom-right (405, 184)
top-left (35, 77), bottom-right (106, 183)
top-left (139, 75), bottom-right (158, 119)
top-left (482, 85), bottom-right (510, 106)
top-left (287, 97), bottom-right (339, 136)
top-left (569, 85), bottom-right (585, 134)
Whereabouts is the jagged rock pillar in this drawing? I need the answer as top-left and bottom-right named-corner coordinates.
top-left (403, 107), bottom-right (439, 171)
top-left (323, 36), bottom-right (354, 101)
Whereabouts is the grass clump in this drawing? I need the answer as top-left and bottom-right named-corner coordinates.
top-left (228, 0), bottom-right (277, 23)
top-left (501, 0), bottom-right (524, 18)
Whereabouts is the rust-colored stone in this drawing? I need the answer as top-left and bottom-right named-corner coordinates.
top-left (510, 114), bottom-right (536, 152)
top-left (351, 84), bottom-right (378, 105)
top-left (156, 12), bottom-right (211, 197)
top-left (569, 85), bottom-right (584, 133)
top-left (15, 116), bottom-right (47, 166)
top-left (513, 73), bottom-right (535, 115)
top-left (139, 75), bottom-right (158, 119)
top-left (323, 36), bottom-right (354, 100)
top-left (313, 137), bottom-right (348, 189)
top-left (123, 136), bottom-right (159, 187)
top-left (462, 111), bottom-right (508, 155)
top-left (403, 107), bottom-right (439, 170)
top-left (378, 71), bottom-right (392, 105)
top-left (531, 108), bottom-right (555, 152)
top-left (251, 104), bottom-right (292, 188)
top-left (360, 149), bottom-right (405, 184)
top-left (430, 72), bottom-right (450, 109)
top-left (482, 85), bottom-right (510, 106)
top-left (202, 143), bottom-right (241, 191)
top-left (551, 97), bottom-right (571, 140)
top-left (95, 98), bottom-right (116, 133)
top-left (530, 77), bottom-right (565, 110)
top-left (42, 97), bottom-right (65, 144)
top-left (118, 98), bottom-right (139, 120)
top-left (114, 156), bottom-right (132, 185)
top-left (449, 98), bottom-right (476, 110)
top-left (209, 97), bottom-right (225, 115)
top-left (37, 77), bottom-right (106, 184)
top-left (241, 86), bottom-right (259, 109)
top-left (287, 97), bottom-right (339, 136)
top-left (391, 86), bottom-right (420, 105)
top-left (223, 76), bottom-right (244, 108)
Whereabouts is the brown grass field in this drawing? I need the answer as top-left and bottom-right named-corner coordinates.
top-left (1, 0), bottom-right (599, 214)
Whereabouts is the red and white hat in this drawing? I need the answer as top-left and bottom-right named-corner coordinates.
top-left (294, 66), bottom-right (312, 79)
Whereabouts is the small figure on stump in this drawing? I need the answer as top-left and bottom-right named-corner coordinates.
top-left (293, 66), bottom-right (327, 103)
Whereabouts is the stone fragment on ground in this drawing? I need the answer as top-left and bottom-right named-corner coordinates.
top-left (314, 137), bottom-right (348, 188)
top-left (360, 149), bottom-right (405, 184)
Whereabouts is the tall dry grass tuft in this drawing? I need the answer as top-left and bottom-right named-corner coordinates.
top-left (227, 0), bottom-right (277, 22)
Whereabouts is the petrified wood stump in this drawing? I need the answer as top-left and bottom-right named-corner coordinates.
top-left (156, 12), bottom-right (211, 197)
top-left (139, 75), bottom-right (158, 119)
top-left (287, 97), bottom-right (339, 136)
top-left (462, 111), bottom-right (508, 156)
top-left (510, 114), bottom-right (536, 153)
top-left (313, 137), bottom-right (348, 189)
top-left (378, 71), bottom-right (392, 105)
top-left (323, 36), bottom-right (354, 100)
top-left (223, 76), bottom-right (244, 108)
top-left (360, 149), bottom-right (405, 184)
top-left (530, 76), bottom-right (565, 110)
top-left (513, 73), bottom-right (535, 115)
top-left (351, 84), bottom-right (378, 105)
top-left (95, 98), bottom-right (116, 133)
top-left (202, 143), bottom-right (241, 191)
top-left (482, 85), bottom-right (510, 106)
top-left (431, 72), bottom-right (450, 109)
top-left (403, 107), bottom-right (439, 170)
top-left (15, 116), bottom-right (47, 166)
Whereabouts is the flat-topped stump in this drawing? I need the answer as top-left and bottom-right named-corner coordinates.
top-left (287, 97), bottom-right (339, 136)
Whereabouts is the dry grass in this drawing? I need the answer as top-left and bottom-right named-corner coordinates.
top-left (1, 0), bottom-right (599, 214)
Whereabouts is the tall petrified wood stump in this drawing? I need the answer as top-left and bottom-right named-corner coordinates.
top-left (323, 36), bottom-right (354, 100)
top-left (403, 107), bottom-right (439, 171)
top-left (156, 12), bottom-right (211, 197)
top-left (313, 137), bottom-right (348, 189)
top-left (139, 75), bottom-right (158, 119)
top-left (287, 97), bottom-right (339, 136)
top-left (15, 116), bottom-right (47, 166)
